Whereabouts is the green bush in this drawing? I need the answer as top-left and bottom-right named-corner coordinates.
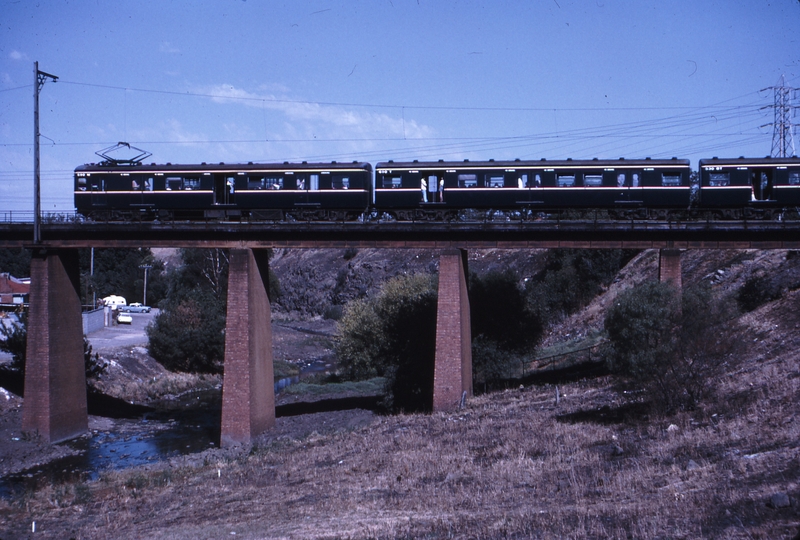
top-left (471, 336), bottom-right (523, 390)
top-left (604, 280), bottom-right (740, 412)
top-left (0, 311), bottom-right (27, 375)
top-left (736, 274), bottom-right (781, 312)
top-left (469, 270), bottom-right (541, 389)
top-left (0, 312), bottom-right (106, 380)
top-left (526, 249), bottom-right (637, 324)
top-left (335, 273), bottom-right (437, 412)
top-left (336, 269), bottom-right (544, 409)
top-left (469, 270), bottom-right (541, 352)
top-left (146, 292), bottom-right (226, 374)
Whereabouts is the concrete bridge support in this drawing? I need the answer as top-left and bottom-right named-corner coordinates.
top-left (433, 249), bottom-right (472, 412)
top-left (22, 249), bottom-right (88, 443)
top-left (658, 248), bottom-right (682, 289)
top-left (221, 249), bottom-right (275, 447)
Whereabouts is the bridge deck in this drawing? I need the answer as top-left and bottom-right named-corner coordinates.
top-left (1, 220), bottom-right (799, 249)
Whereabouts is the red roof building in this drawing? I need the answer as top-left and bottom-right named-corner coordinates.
top-left (0, 273), bottom-right (30, 304)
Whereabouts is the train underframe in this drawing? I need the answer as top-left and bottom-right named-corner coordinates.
top-left (79, 204), bottom-right (800, 223)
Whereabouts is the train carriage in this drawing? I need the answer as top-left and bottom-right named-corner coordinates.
top-left (374, 158), bottom-right (692, 217)
top-left (75, 161), bottom-right (373, 220)
top-left (699, 156), bottom-right (800, 208)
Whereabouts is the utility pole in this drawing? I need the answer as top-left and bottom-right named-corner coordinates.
top-left (762, 75), bottom-right (798, 158)
top-left (139, 264), bottom-right (152, 306)
top-left (33, 62), bottom-right (58, 244)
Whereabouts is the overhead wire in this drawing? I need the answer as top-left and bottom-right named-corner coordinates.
top-left (1, 78), bottom-right (776, 165)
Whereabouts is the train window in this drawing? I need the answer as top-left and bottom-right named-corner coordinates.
top-left (383, 176), bottom-right (402, 188)
top-left (709, 172), bottom-right (730, 187)
top-left (184, 177), bottom-right (200, 191)
top-left (789, 172), bottom-right (800, 186)
top-left (332, 175), bottom-right (350, 189)
top-left (662, 174), bottom-right (682, 186)
top-left (458, 174), bottom-right (478, 188)
top-left (557, 174), bottom-right (575, 187)
top-left (265, 176), bottom-right (283, 190)
top-left (617, 173), bottom-right (626, 187)
top-left (584, 174), bottom-right (602, 187)
top-left (517, 174), bottom-right (528, 188)
top-left (631, 173), bottom-right (640, 187)
top-left (145, 178), bottom-right (153, 191)
top-left (487, 174), bottom-right (504, 188)
top-left (248, 177), bottom-right (264, 190)
top-left (166, 177), bottom-right (183, 191)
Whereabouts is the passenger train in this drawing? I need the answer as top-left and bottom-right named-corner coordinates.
top-left (73, 154), bottom-right (800, 221)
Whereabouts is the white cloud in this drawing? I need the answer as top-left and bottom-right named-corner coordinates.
top-left (160, 42), bottom-right (181, 54)
top-left (197, 83), bottom-right (435, 141)
top-left (9, 50), bottom-right (28, 61)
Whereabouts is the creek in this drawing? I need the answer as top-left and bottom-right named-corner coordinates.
top-left (0, 358), bottom-right (332, 499)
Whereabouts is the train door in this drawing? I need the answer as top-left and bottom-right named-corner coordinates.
top-left (750, 168), bottom-right (773, 201)
top-left (90, 177), bottom-right (107, 207)
top-left (213, 174), bottom-right (235, 205)
top-left (614, 171), bottom-right (641, 202)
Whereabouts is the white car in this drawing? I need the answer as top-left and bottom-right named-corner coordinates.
top-left (117, 312), bottom-right (133, 325)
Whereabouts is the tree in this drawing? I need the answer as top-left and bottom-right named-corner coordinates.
top-left (78, 248), bottom-right (167, 307)
top-left (336, 273), bottom-right (437, 412)
top-left (604, 280), bottom-right (740, 412)
top-left (146, 249), bottom-right (230, 374)
top-left (336, 269), bottom-right (543, 409)
top-left (0, 311), bottom-right (106, 381)
top-left (146, 291), bottom-right (226, 373)
top-left (526, 249), bottom-right (637, 324)
top-left (469, 270), bottom-right (542, 388)
top-left (0, 248), bottom-right (31, 278)
top-left (0, 311), bottom-right (27, 376)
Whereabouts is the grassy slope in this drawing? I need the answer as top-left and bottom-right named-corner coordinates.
top-left (1, 249), bottom-right (799, 539)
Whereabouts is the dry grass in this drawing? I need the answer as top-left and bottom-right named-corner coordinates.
top-left (2, 343), bottom-right (797, 539)
top-left (92, 371), bottom-right (221, 403)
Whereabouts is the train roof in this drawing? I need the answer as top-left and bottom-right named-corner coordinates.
top-left (375, 157), bottom-right (690, 170)
top-left (698, 156), bottom-right (800, 167)
top-left (74, 161), bottom-right (373, 173)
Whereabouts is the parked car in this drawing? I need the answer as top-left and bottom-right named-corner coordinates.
top-left (117, 312), bottom-right (133, 324)
top-left (121, 303), bottom-right (151, 313)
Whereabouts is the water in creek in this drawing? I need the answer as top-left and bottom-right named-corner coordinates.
top-left (0, 358), bottom-right (333, 499)
top-left (0, 389), bottom-right (221, 499)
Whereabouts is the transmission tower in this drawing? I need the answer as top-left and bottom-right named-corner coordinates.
top-left (763, 75), bottom-right (798, 158)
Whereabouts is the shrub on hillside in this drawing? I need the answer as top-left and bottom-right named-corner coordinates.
top-left (469, 270), bottom-right (542, 389)
top-left (604, 280), bottom-right (740, 412)
top-left (335, 273), bottom-right (437, 412)
top-left (147, 293), bottom-right (226, 374)
top-left (0, 312), bottom-right (106, 380)
top-left (526, 249), bottom-right (637, 324)
top-left (469, 270), bottom-right (541, 352)
top-left (736, 274), bottom-right (781, 312)
top-left (0, 312), bottom-right (27, 376)
top-left (336, 270), bottom-right (543, 409)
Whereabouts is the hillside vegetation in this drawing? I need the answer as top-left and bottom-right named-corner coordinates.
top-left (1, 248), bottom-right (798, 538)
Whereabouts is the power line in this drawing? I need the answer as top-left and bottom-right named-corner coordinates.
top-left (58, 79), bottom-right (768, 114)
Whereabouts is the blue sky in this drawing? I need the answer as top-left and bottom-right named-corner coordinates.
top-left (1, 0), bottom-right (799, 213)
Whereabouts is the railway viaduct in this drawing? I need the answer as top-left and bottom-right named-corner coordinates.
top-left (1, 218), bottom-right (799, 446)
